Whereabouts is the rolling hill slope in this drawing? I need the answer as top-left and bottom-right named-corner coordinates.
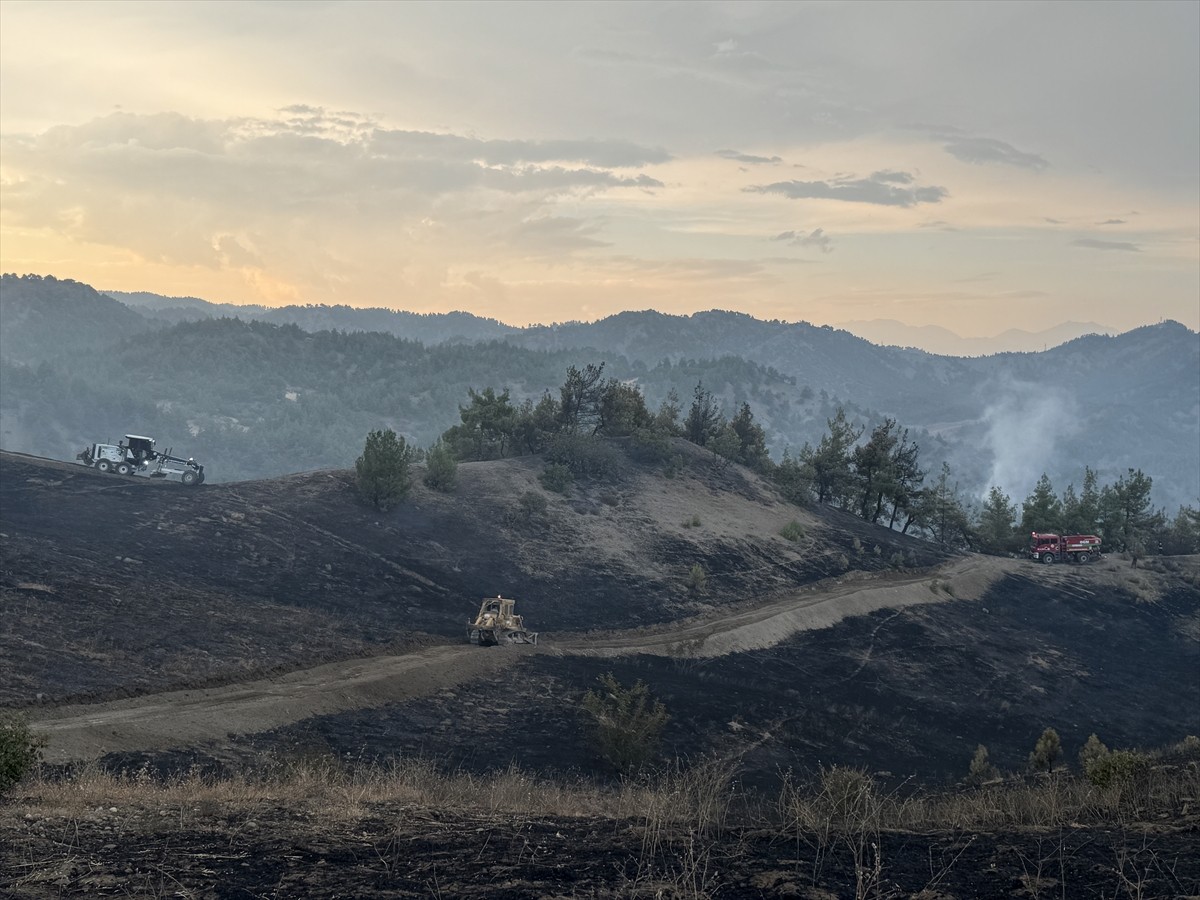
top-left (2, 446), bottom-right (1196, 786)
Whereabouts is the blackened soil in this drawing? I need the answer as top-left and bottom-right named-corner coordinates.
top-left (0, 449), bottom-right (943, 706)
top-left (3, 804), bottom-right (1198, 898)
top-left (126, 571), bottom-right (1196, 788)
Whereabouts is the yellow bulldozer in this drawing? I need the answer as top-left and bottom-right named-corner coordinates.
top-left (467, 596), bottom-right (538, 646)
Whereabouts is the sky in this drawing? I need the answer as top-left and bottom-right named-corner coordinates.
top-left (1, 0), bottom-right (1197, 339)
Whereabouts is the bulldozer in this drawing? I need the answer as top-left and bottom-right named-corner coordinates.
top-left (467, 596), bottom-right (538, 646)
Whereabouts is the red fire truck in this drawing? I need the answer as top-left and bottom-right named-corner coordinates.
top-left (1029, 532), bottom-right (1102, 564)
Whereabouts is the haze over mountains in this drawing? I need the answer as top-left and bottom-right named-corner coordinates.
top-left (834, 319), bottom-right (1118, 356)
top-left (2, 273), bottom-right (1197, 511)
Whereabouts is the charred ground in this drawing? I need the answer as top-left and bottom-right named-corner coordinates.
top-left (2, 445), bottom-right (1199, 898)
top-left (0, 445), bottom-right (942, 706)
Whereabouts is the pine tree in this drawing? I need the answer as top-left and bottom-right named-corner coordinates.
top-left (804, 407), bottom-right (862, 507)
top-left (355, 428), bottom-right (413, 511)
top-left (684, 381), bottom-right (724, 446)
top-left (1028, 727), bottom-right (1062, 774)
top-left (422, 439), bottom-right (458, 492)
top-left (977, 485), bottom-right (1017, 554)
top-left (1020, 473), bottom-right (1062, 535)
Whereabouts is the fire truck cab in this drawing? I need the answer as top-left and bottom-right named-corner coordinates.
top-left (1029, 532), bottom-right (1102, 565)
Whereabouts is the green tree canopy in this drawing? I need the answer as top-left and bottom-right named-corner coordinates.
top-left (977, 485), bottom-right (1018, 554)
top-left (684, 380), bottom-right (724, 446)
top-left (355, 427), bottom-right (413, 511)
top-left (802, 407), bottom-right (863, 507)
top-left (1020, 473), bottom-right (1062, 535)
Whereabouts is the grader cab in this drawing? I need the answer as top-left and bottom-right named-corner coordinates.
top-left (467, 596), bottom-right (538, 646)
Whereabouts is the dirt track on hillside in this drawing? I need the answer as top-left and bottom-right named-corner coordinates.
top-left (31, 556), bottom-right (1015, 764)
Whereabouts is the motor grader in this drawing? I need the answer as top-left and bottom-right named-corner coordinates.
top-left (467, 596), bottom-right (538, 646)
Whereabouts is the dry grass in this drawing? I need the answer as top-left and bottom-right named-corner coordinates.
top-left (5, 752), bottom-right (1198, 900)
top-left (8, 748), bottom-right (1197, 837)
top-left (778, 758), bottom-right (1200, 835)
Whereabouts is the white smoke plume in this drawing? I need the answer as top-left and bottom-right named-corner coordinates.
top-left (979, 377), bottom-right (1078, 501)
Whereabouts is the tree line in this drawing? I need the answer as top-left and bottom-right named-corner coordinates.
top-left (355, 363), bottom-right (1200, 557)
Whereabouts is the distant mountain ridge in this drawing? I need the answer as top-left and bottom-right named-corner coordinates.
top-left (2, 274), bottom-right (1196, 509)
top-left (836, 318), bottom-right (1118, 356)
top-left (105, 289), bottom-right (516, 345)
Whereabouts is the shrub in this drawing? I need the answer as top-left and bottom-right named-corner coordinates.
top-left (1175, 734), bottom-right (1200, 754)
top-left (0, 713), bottom-right (45, 794)
top-left (815, 766), bottom-right (878, 829)
top-left (1078, 733), bottom-right (1110, 773)
top-left (422, 440), bottom-right (458, 492)
top-left (686, 563), bottom-right (708, 595)
top-left (1086, 750), bottom-right (1149, 788)
top-left (539, 463), bottom-right (573, 494)
top-left (967, 744), bottom-right (999, 784)
top-left (580, 674), bottom-right (669, 774)
top-left (779, 520), bottom-right (805, 542)
top-left (629, 426), bottom-right (681, 472)
top-left (1028, 727), bottom-right (1062, 774)
top-left (515, 490), bottom-right (548, 524)
top-left (545, 433), bottom-right (625, 480)
top-left (355, 427), bottom-right (413, 511)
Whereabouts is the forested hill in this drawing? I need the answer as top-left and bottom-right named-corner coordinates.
top-left (1, 273), bottom-right (1197, 507)
top-left (0, 310), bottom-right (832, 483)
top-left (106, 288), bottom-right (515, 344)
top-left (0, 276), bottom-right (151, 365)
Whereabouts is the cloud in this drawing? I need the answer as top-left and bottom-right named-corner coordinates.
top-left (716, 149), bottom-right (781, 165)
top-left (941, 136), bottom-right (1048, 170)
top-left (1096, 218), bottom-right (1126, 225)
top-left (1071, 238), bottom-right (1141, 252)
top-left (505, 216), bottom-right (611, 256)
top-left (0, 109), bottom-right (665, 281)
top-left (369, 128), bottom-right (672, 168)
top-left (771, 228), bottom-right (833, 253)
top-left (745, 170), bottom-right (947, 207)
top-left (1043, 217), bottom-right (1065, 225)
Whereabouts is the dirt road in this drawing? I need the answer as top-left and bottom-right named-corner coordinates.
top-left (31, 555), bottom-right (1018, 763)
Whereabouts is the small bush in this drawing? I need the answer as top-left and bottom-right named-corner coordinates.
top-left (779, 520), bottom-right (805, 542)
top-left (686, 563), bottom-right (707, 595)
top-left (422, 440), bottom-right (458, 492)
top-left (681, 514), bottom-right (701, 528)
top-left (539, 463), bottom-right (573, 494)
top-left (889, 552), bottom-right (905, 568)
top-left (629, 427), bottom-right (681, 472)
top-left (815, 766), bottom-right (878, 829)
top-left (967, 744), bottom-right (999, 784)
top-left (1086, 750), bottom-right (1149, 788)
top-left (545, 433), bottom-right (625, 480)
top-left (516, 490), bottom-right (548, 523)
top-left (1078, 733), bottom-right (1110, 773)
top-left (580, 674), bottom-right (669, 774)
top-left (0, 713), bottom-right (46, 793)
top-left (1174, 734), bottom-right (1200, 754)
